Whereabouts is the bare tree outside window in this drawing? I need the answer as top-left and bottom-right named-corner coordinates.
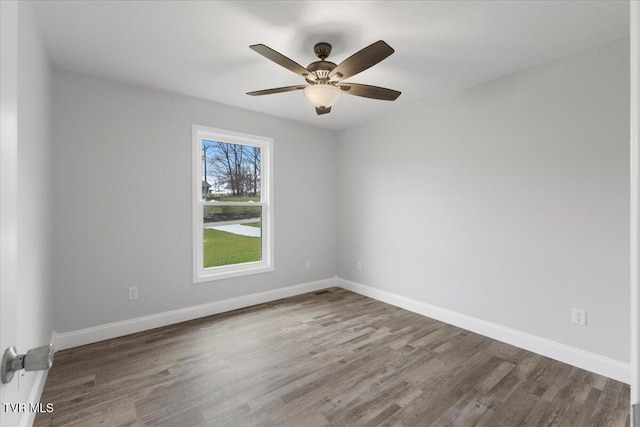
top-left (203, 140), bottom-right (261, 200)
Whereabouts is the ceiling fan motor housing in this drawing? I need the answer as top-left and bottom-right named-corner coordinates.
top-left (306, 60), bottom-right (337, 83)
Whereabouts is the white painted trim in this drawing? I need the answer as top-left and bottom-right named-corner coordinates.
top-left (54, 276), bottom-right (629, 384)
top-left (631, 0), bottom-right (640, 408)
top-left (337, 277), bottom-right (630, 384)
top-left (56, 278), bottom-right (335, 351)
top-left (18, 332), bottom-right (56, 427)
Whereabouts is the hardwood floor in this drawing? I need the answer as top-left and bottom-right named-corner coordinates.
top-left (35, 288), bottom-right (629, 427)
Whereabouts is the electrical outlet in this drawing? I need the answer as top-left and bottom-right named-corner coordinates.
top-left (356, 261), bottom-right (362, 271)
top-left (305, 261), bottom-right (312, 270)
top-left (572, 308), bottom-right (586, 326)
top-left (128, 286), bottom-right (139, 300)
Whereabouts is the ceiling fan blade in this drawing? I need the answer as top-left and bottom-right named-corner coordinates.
top-left (315, 106), bottom-right (331, 115)
top-left (246, 85), bottom-right (307, 96)
top-left (250, 44), bottom-right (311, 78)
top-left (339, 83), bottom-right (401, 101)
top-left (329, 40), bottom-right (394, 81)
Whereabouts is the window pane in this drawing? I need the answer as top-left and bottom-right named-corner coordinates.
top-left (201, 140), bottom-right (261, 201)
top-left (203, 206), bottom-right (262, 268)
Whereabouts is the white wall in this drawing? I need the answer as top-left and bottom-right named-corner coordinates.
top-left (51, 33), bottom-right (629, 379)
top-left (52, 69), bottom-right (337, 333)
top-left (337, 38), bottom-right (630, 363)
top-left (1, 1), bottom-right (54, 426)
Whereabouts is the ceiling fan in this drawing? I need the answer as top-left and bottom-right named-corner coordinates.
top-left (246, 40), bottom-right (401, 115)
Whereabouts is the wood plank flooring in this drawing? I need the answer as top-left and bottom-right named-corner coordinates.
top-left (34, 288), bottom-right (629, 426)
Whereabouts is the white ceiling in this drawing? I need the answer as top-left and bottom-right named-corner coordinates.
top-left (31, 1), bottom-right (629, 130)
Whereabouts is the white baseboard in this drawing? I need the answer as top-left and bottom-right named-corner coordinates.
top-left (56, 278), bottom-right (335, 351)
top-left (19, 332), bottom-right (56, 427)
top-left (337, 277), bottom-right (630, 384)
top-left (54, 276), bottom-right (630, 384)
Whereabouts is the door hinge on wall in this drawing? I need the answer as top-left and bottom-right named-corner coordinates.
top-left (633, 403), bottom-right (640, 427)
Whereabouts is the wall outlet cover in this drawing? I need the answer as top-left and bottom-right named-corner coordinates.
top-left (572, 308), bottom-right (586, 326)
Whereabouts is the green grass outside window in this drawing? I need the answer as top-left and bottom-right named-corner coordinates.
top-left (203, 228), bottom-right (261, 268)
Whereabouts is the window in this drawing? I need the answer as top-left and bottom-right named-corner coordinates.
top-left (193, 125), bottom-right (273, 282)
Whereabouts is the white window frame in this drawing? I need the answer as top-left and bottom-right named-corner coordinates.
top-left (192, 124), bottom-right (273, 283)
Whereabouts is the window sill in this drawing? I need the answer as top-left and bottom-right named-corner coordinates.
top-left (193, 263), bottom-right (273, 283)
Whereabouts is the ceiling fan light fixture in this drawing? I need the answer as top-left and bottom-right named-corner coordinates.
top-left (248, 41), bottom-right (400, 116)
top-left (303, 84), bottom-right (342, 109)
